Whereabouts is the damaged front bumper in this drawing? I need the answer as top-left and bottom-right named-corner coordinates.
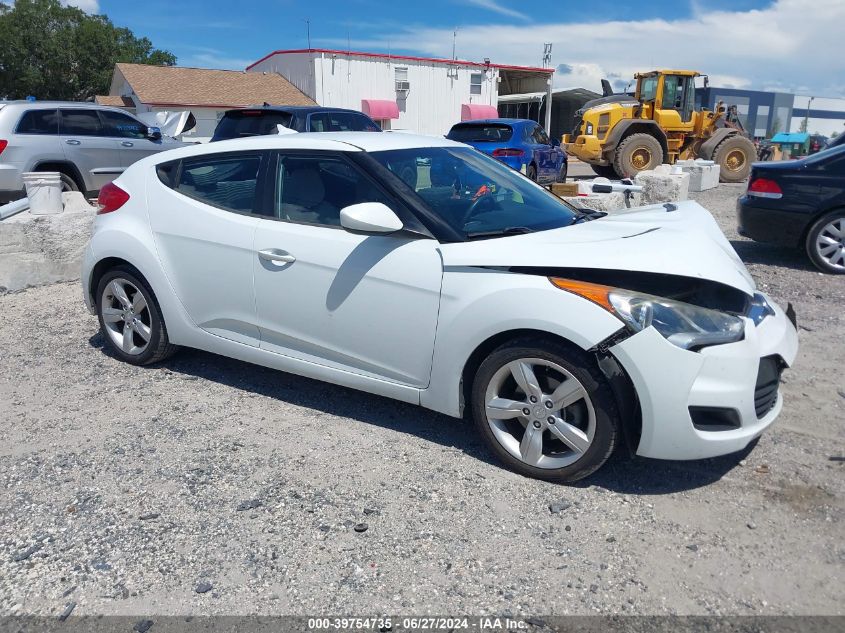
top-left (609, 293), bottom-right (799, 460)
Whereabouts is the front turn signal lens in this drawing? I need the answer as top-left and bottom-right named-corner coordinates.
top-left (549, 277), bottom-right (614, 312)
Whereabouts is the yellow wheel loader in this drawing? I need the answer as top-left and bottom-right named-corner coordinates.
top-left (563, 70), bottom-right (757, 183)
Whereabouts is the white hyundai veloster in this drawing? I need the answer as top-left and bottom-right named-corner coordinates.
top-left (81, 132), bottom-right (798, 482)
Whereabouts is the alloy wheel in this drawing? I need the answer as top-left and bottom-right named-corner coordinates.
top-left (484, 358), bottom-right (596, 469)
top-left (815, 217), bottom-right (845, 271)
top-left (100, 278), bottom-right (153, 355)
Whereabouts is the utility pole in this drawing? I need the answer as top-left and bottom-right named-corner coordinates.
top-left (304, 19), bottom-right (311, 49)
top-left (802, 96), bottom-right (814, 133)
top-left (543, 43), bottom-right (553, 134)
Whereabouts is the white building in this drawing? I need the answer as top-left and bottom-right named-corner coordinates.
top-left (791, 95), bottom-right (845, 138)
top-left (247, 48), bottom-right (554, 136)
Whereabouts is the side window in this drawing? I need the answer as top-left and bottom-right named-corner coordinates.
top-left (175, 152), bottom-right (262, 214)
top-left (533, 126), bottom-right (551, 145)
top-left (349, 113), bottom-right (381, 132)
top-left (274, 154), bottom-right (392, 227)
top-left (60, 109), bottom-right (103, 136)
top-left (99, 110), bottom-right (147, 139)
top-left (16, 109), bottom-right (59, 135)
top-left (470, 73), bottom-right (483, 95)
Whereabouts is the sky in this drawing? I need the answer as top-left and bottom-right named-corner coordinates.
top-left (59, 0), bottom-right (844, 98)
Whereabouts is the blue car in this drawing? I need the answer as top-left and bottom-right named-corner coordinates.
top-left (446, 118), bottom-right (567, 184)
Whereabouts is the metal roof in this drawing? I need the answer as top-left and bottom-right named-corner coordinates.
top-left (770, 132), bottom-right (809, 144)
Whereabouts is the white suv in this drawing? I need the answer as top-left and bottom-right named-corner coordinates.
top-left (0, 101), bottom-right (184, 203)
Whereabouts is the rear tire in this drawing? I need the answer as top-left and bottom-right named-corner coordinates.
top-left (591, 164), bottom-right (619, 179)
top-left (527, 164), bottom-right (537, 182)
top-left (96, 266), bottom-right (179, 366)
top-left (613, 133), bottom-right (664, 178)
top-left (712, 135), bottom-right (756, 183)
top-left (470, 337), bottom-right (619, 483)
top-left (36, 167), bottom-right (80, 193)
top-left (805, 210), bottom-right (845, 274)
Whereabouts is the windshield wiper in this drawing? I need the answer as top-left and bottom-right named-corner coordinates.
top-left (466, 226), bottom-right (534, 239)
top-left (570, 210), bottom-right (608, 224)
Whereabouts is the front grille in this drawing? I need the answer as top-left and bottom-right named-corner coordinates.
top-left (754, 356), bottom-right (782, 418)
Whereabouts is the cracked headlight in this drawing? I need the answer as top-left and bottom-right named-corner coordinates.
top-left (550, 278), bottom-right (746, 350)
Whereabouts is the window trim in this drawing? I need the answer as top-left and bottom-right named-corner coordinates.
top-left (165, 150), bottom-right (272, 218)
top-left (14, 108), bottom-right (60, 135)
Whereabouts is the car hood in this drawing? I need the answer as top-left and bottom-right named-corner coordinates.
top-left (439, 200), bottom-right (756, 296)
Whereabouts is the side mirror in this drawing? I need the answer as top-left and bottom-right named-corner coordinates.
top-left (147, 126), bottom-right (162, 141)
top-left (340, 202), bottom-right (403, 235)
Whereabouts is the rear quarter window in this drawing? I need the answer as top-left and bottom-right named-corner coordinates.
top-left (16, 109), bottom-right (60, 135)
top-left (446, 124), bottom-right (513, 142)
top-left (173, 153), bottom-right (263, 214)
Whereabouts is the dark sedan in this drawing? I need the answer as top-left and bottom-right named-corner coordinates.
top-left (737, 144), bottom-right (845, 274)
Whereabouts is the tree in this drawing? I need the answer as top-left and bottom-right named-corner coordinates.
top-left (0, 0), bottom-right (175, 101)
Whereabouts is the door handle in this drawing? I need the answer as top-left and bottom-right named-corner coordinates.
top-left (65, 139), bottom-right (81, 145)
top-left (121, 141), bottom-right (134, 147)
top-left (258, 249), bottom-right (296, 264)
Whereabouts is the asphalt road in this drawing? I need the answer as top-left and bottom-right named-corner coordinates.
top-left (0, 183), bottom-right (842, 619)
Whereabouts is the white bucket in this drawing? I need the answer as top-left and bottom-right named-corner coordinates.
top-left (22, 172), bottom-right (63, 215)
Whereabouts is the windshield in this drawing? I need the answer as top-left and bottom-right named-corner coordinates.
top-left (447, 123), bottom-right (513, 143)
top-left (370, 146), bottom-right (579, 239)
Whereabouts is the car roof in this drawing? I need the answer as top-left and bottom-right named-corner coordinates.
top-left (451, 118), bottom-right (531, 126)
top-left (139, 131), bottom-right (464, 164)
top-left (225, 105), bottom-right (368, 115)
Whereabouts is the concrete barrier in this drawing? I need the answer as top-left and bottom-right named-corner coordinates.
top-left (676, 159), bottom-right (720, 192)
top-left (0, 192), bottom-right (95, 292)
top-left (634, 166), bottom-right (690, 204)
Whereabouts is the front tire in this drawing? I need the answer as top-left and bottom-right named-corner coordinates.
top-left (96, 266), bottom-right (178, 365)
top-left (806, 210), bottom-right (845, 274)
top-left (556, 161), bottom-right (568, 183)
top-left (613, 133), bottom-right (663, 177)
top-left (712, 135), bottom-right (756, 183)
top-left (470, 338), bottom-right (619, 483)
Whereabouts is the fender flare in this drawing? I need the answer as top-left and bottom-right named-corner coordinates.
top-left (699, 128), bottom-right (738, 160)
top-left (602, 119), bottom-right (668, 159)
top-left (32, 160), bottom-right (87, 192)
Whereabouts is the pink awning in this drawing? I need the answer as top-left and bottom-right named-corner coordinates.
top-left (361, 99), bottom-right (400, 120)
top-left (461, 103), bottom-right (499, 121)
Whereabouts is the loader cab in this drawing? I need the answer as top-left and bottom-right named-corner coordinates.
top-left (636, 70), bottom-right (700, 132)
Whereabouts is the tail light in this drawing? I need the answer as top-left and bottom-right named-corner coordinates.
top-left (97, 182), bottom-right (130, 214)
top-left (492, 148), bottom-right (524, 157)
top-left (0, 139), bottom-right (7, 156)
top-left (747, 177), bottom-right (783, 199)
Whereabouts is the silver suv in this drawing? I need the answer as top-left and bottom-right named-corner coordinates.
top-left (0, 101), bottom-right (184, 203)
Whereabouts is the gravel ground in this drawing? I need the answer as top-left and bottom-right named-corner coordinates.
top-left (0, 184), bottom-right (842, 618)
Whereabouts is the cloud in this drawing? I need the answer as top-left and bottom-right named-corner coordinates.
top-left (556, 63), bottom-right (573, 75)
top-left (62, 0), bottom-right (99, 12)
top-left (359, 0), bottom-right (845, 98)
top-left (4, 0), bottom-right (100, 11)
top-left (463, 0), bottom-right (528, 21)
top-left (178, 46), bottom-right (254, 70)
